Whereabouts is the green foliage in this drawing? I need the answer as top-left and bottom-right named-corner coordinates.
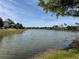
top-left (6, 18), bottom-right (15, 24)
top-left (14, 23), bottom-right (24, 29)
top-left (66, 26), bottom-right (77, 30)
top-left (38, 0), bottom-right (79, 16)
top-left (3, 18), bottom-right (15, 28)
top-left (37, 49), bottom-right (79, 59)
top-left (0, 17), bottom-right (3, 28)
top-left (0, 17), bottom-right (24, 29)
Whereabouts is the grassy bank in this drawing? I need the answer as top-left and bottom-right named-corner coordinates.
top-left (30, 37), bottom-right (79, 59)
top-left (31, 49), bottom-right (79, 59)
top-left (0, 29), bottom-right (25, 37)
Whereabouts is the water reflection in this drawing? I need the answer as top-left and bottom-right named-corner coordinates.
top-left (0, 30), bottom-right (79, 59)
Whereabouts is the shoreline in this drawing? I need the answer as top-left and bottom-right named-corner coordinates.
top-left (27, 37), bottom-right (79, 59)
top-left (0, 29), bottom-right (25, 37)
top-left (27, 49), bottom-right (78, 59)
top-left (27, 29), bottom-right (79, 32)
top-left (48, 29), bottom-right (79, 32)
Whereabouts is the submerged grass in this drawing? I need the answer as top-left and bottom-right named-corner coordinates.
top-left (0, 29), bottom-right (25, 37)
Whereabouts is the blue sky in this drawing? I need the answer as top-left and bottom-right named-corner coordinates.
top-left (0, 0), bottom-right (79, 27)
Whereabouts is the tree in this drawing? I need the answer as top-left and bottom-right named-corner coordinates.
top-left (64, 23), bottom-right (67, 26)
top-left (53, 25), bottom-right (60, 30)
top-left (66, 26), bottom-right (77, 30)
top-left (38, 0), bottom-right (79, 16)
top-left (14, 23), bottom-right (24, 29)
top-left (0, 17), bottom-right (3, 28)
top-left (3, 18), bottom-right (15, 28)
top-left (5, 18), bottom-right (15, 25)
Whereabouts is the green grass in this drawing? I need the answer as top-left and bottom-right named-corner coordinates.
top-left (36, 49), bottom-right (79, 59)
top-left (0, 29), bottom-right (25, 37)
top-left (44, 51), bottom-right (74, 59)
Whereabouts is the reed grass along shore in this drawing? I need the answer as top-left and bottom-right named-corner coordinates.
top-left (0, 29), bottom-right (25, 37)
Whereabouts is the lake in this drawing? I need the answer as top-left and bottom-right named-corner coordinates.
top-left (0, 29), bottom-right (79, 59)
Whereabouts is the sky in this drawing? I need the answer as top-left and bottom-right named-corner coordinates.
top-left (0, 0), bottom-right (79, 27)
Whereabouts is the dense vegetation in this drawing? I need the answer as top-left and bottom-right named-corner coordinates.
top-left (0, 17), bottom-right (24, 29)
top-left (52, 24), bottom-right (79, 31)
top-left (38, 0), bottom-right (79, 16)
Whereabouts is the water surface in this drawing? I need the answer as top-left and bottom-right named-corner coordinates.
top-left (0, 29), bottom-right (79, 59)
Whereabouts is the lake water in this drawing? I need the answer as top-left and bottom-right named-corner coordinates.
top-left (0, 29), bottom-right (79, 59)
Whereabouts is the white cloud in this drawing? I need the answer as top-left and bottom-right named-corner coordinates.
top-left (0, 0), bottom-right (20, 22)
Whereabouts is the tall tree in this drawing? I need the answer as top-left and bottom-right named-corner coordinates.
top-left (38, 0), bottom-right (79, 16)
top-left (14, 23), bottom-right (24, 29)
top-left (0, 17), bottom-right (3, 28)
top-left (3, 18), bottom-right (15, 28)
top-left (6, 18), bottom-right (15, 24)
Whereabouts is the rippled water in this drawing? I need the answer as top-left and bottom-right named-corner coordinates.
top-left (0, 29), bottom-right (79, 59)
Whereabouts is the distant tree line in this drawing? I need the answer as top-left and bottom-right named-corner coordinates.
top-left (52, 23), bottom-right (79, 31)
top-left (0, 17), bottom-right (24, 29)
top-left (26, 23), bottom-right (79, 31)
